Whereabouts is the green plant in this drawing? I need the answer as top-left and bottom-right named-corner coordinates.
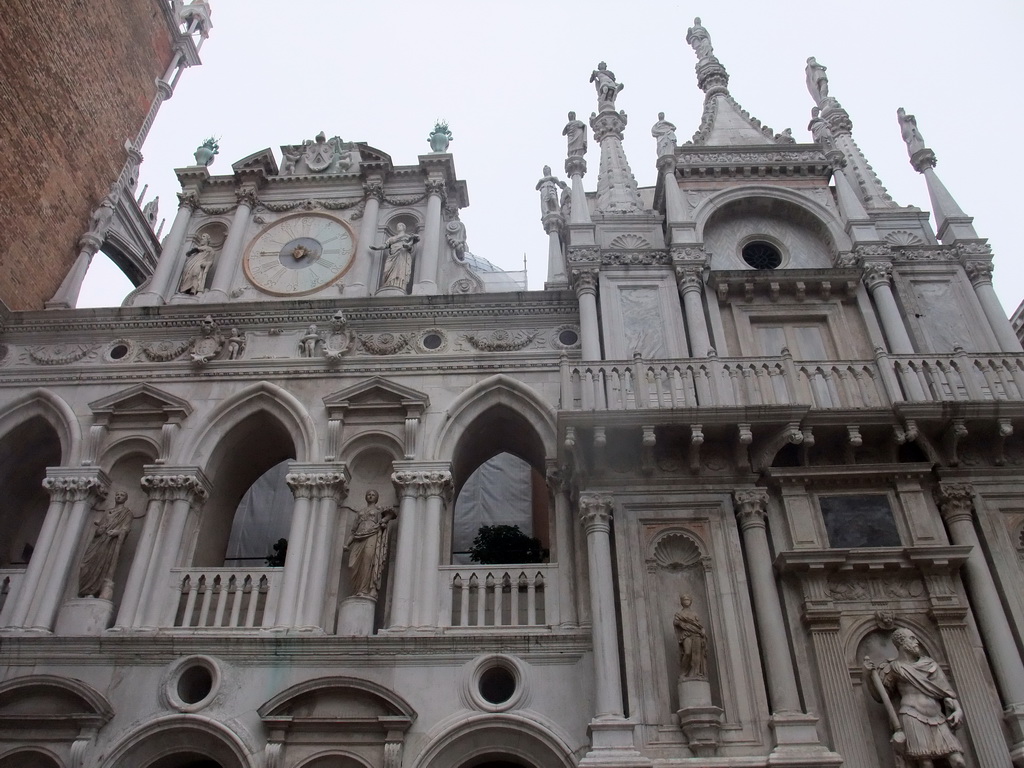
top-left (468, 525), bottom-right (547, 565)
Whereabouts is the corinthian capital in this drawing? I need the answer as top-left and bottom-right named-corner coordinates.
top-left (733, 489), bottom-right (769, 530)
top-left (42, 471), bottom-right (109, 503)
top-left (861, 260), bottom-right (894, 291)
top-left (571, 268), bottom-right (599, 296)
top-left (963, 260), bottom-right (994, 287)
top-left (579, 493), bottom-right (614, 531)
top-left (935, 482), bottom-right (975, 524)
top-left (141, 470), bottom-right (210, 503)
top-left (675, 265), bottom-right (705, 295)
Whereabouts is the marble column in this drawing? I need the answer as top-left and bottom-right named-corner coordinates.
top-left (136, 470), bottom-right (210, 628)
top-left (388, 470), bottom-right (425, 629)
top-left (414, 179), bottom-right (444, 294)
top-left (544, 212), bottom-right (567, 288)
top-left (964, 262), bottom-right (1022, 352)
top-left (573, 269), bottom-right (602, 361)
top-left (349, 181), bottom-right (383, 296)
top-left (135, 189), bottom-right (201, 306)
top-left (548, 465), bottom-right (578, 627)
top-left (676, 266), bottom-right (708, 357)
top-left (113, 480), bottom-right (169, 628)
top-left (414, 470), bottom-right (452, 628)
top-left (298, 469), bottom-right (348, 629)
top-left (937, 482), bottom-right (1024, 761)
top-left (275, 471), bottom-right (316, 628)
top-left (204, 186), bottom-right (257, 302)
top-left (862, 261), bottom-right (914, 354)
top-left (579, 493), bottom-right (623, 718)
top-left (565, 156), bottom-right (590, 226)
top-left (45, 235), bottom-right (102, 309)
top-left (27, 470), bottom-right (109, 631)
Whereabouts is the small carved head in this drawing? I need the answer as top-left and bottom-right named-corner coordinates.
top-left (597, 61), bottom-right (607, 71)
top-left (542, 165), bottom-right (552, 176)
top-left (568, 111), bottom-right (576, 120)
top-left (365, 489), bottom-right (379, 504)
top-left (114, 491), bottom-right (129, 503)
top-left (891, 627), bottom-right (921, 654)
top-left (679, 593), bottom-right (692, 607)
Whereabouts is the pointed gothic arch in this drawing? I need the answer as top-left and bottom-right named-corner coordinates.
top-left (0, 388), bottom-right (81, 465)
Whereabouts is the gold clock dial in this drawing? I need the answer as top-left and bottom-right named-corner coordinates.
top-left (243, 213), bottom-right (356, 296)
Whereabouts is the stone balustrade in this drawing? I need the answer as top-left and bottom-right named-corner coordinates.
top-left (442, 564), bottom-right (558, 629)
top-left (170, 567), bottom-right (281, 629)
top-left (561, 352), bottom-right (1024, 412)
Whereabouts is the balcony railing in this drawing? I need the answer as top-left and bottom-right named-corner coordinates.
top-left (561, 350), bottom-right (1024, 412)
top-left (169, 567), bottom-right (282, 629)
top-left (441, 564), bottom-right (559, 628)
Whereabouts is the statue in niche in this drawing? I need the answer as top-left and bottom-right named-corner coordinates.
top-left (897, 107), bottom-right (927, 157)
top-left (178, 233), bottom-right (218, 294)
top-left (299, 324), bottom-right (322, 357)
top-left (225, 327), bottom-right (245, 360)
top-left (536, 166), bottom-right (561, 216)
top-left (589, 62), bottom-right (624, 109)
top-left (371, 223), bottom-right (419, 292)
top-left (562, 111), bottom-right (588, 158)
top-left (863, 628), bottom-right (966, 768)
top-left (673, 594), bottom-right (708, 679)
top-left (805, 57), bottom-right (830, 107)
top-left (686, 17), bottom-right (715, 62)
top-left (343, 490), bottom-right (397, 599)
top-left (78, 491), bottom-right (138, 600)
top-left (651, 112), bottom-right (677, 157)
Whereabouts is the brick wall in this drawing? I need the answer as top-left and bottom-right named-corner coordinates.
top-left (0, 0), bottom-right (175, 310)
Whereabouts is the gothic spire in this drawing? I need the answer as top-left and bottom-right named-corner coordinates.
top-left (588, 63), bottom-right (644, 214)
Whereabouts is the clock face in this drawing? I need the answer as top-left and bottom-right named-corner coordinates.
top-left (243, 213), bottom-right (356, 296)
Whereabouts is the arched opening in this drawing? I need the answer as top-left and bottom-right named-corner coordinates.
top-left (0, 417), bottom-right (62, 568)
top-left (77, 250), bottom-right (135, 308)
top-left (450, 406), bottom-right (549, 565)
top-left (223, 459), bottom-right (292, 567)
top-left (0, 750), bottom-right (62, 768)
top-left (106, 719), bottom-right (249, 768)
top-left (194, 412), bottom-right (296, 567)
top-left (148, 757), bottom-right (223, 768)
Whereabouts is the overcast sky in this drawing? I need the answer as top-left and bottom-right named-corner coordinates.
top-left (79, 1), bottom-right (1024, 317)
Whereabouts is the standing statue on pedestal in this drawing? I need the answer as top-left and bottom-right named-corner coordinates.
top-left (562, 111), bottom-right (588, 158)
top-left (651, 112), bottom-right (678, 158)
top-left (590, 62), bottom-right (624, 109)
top-left (536, 166), bottom-right (562, 215)
top-left (78, 491), bottom-right (136, 600)
top-left (686, 17), bottom-right (715, 62)
top-left (371, 223), bottom-right (419, 292)
top-left (863, 628), bottom-right (966, 768)
top-left (178, 233), bottom-right (218, 294)
top-left (805, 57), bottom-right (830, 107)
top-left (897, 108), bottom-right (927, 158)
top-left (674, 594), bottom-right (708, 679)
top-left (343, 490), bottom-right (397, 599)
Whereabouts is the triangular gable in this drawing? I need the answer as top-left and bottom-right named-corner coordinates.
top-left (89, 383), bottom-right (192, 425)
top-left (323, 377), bottom-right (428, 417)
top-left (232, 147), bottom-right (278, 176)
top-left (691, 93), bottom-right (782, 147)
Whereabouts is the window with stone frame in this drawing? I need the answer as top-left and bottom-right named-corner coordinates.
top-left (818, 494), bottom-right (902, 548)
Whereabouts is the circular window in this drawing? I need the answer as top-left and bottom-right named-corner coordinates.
top-left (558, 329), bottom-right (579, 347)
top-left (164, 655), bottom-right (221, 712)
top-left (741, 241), bottom-right (782, 270)
top-left (479, 665), bottom-right (517, 705)
top-left (109, 343), bottom-right (130, 360)
top-left (422, 332), bottom-right (443, 350)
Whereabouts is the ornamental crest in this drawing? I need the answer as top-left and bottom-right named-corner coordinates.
top-left (304, 132), bottom-right (341, 172)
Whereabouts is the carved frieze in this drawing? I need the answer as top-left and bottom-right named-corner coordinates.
top-left (359, 333), bottom-right (410, 356)
top-left (601, 250), bottom-right (671, 266)
top-left (464, 329), bottom-right (539, 352)
top-left (25, 343), bottom-right (99, 365)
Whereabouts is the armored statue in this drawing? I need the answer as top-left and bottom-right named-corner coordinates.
top-left (590, 62), bottom-right (624, 109)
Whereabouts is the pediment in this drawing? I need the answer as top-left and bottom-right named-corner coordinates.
top-left (0, 675), bottom-right (113, 724)
top-left (232, 148), bottom-right (279, 176)
top-left (258, 676), bottom-right (415, 729)
top-left (89, 383), bottom-right (192, 424)
top-left (324, 377), bottom-right (428, 416)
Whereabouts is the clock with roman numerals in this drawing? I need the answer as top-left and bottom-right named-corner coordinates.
top-left (243, 213), bottom-right (356, 296)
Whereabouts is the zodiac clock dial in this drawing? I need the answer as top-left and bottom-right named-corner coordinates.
top-left (243, 213), bottom-right (356, 296)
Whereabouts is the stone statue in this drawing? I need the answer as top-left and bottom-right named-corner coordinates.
top-left (85, 184), bottom-right (119, 241)
top-left (370, 223), bottom-right (419, 292)
top-left (299, 325), bottom-right (321, 358)
top-left (536, 166), bottom-right (561, 216)
top-left (863, 628), bottom-right (966, 768)
top-left (775, 128), bottom-right (795, 144)
top-left (343, 490), bottom-right (397, 599)
top-left (178, 233), bottom-right (218, 295)
top-left (225, 327), bottom-right (245, 360)
top-left (686, 17), bottom-right (715, 61)
top-left (897, 108), bottom-right (927, 157)
top-left (674, 594), bottom-right (708, 679)
top-left (651, 112), bottom-right (677, 157)
top-left (807, 107), bottom-right (835, 150)
top-left (78, 491), bottom-right (136, 600)
top-left (558, 181), bottom-right (571, 219)
top-left (281, 146), bottom-right (302, 175)
top-left (562, 111), bottom-right (588, 158)
top-left (805, 57), bottom-right (829, 107)
top-left (590, 62), bottom-right (624, 109)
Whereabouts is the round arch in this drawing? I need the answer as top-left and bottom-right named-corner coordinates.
top-left (100, 714), bottom-right (256, 768)
top-left (693, 185), bottom-right (852, 257)
top-left (0, 747), bottom-right (63, 768)
top-left (174, 381), bottom-right (317, 466)
top-left (408, 713), bottom-right (576, 768)
top-left (0, 388), bottom-right (81, 465)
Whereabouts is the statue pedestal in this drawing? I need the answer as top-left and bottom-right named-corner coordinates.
top-left (337, 595), bottom-right (376, 636)
top-left (677, 677), bottom-right (723, 757)
top-left (54, 598), bottom-right (114, 636)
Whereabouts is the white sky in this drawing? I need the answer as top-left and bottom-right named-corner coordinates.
top-left (80, 0), bottom-right (1024, 317)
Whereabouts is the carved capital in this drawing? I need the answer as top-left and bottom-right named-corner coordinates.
top-left (910, 147), bottom-right (938, 173)
top-left (285, 470), bottom-right (348, 500)
top-left (542, 212), bottom-right (565, 235)
top-left (235, 187), bottom-right (259, 208)
top-left (571, 268), bottom-right (599, 297)
top-left (733, 489), bottom-right (769, 530)
top-left (42, 473), bottom-right (108, 503)
top-left (821, 103), bottom-right (853, 136)
top-left (935, 482), bottom-right (976, 525)
top-left (861, 260), bottom-right (894, 291)
top-left (141, 472), bottom-right (210, 503)
top-left (363, 181), bottom-right (385, 202)
top-left (675, 265), bottom-right (705, 295)
top-left (589, 110), bottom-right (628, 142)
top-left (564, 156), bottom-right (588, 178)
top-left (963, 260), bottom-right (994, 287)
top-left (176, 190), bottom-right (200, 211)
top-left (423, 470), bottom-right (453, 499)
top-left (424, 178), bottom-right (447, 198)
top-left (579, 493), bottom-right (613, 532)
top-left (391, 470), bottom-right (425, 498)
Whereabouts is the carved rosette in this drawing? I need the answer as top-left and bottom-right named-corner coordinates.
top-left (733, 489), bottom-right (769, 530)
top-left (359, 333), bottom-right (410, 356)
top-left (579, 493), bottom-right (614, 533)
top-left (935, 482), bottom-right (975, 525)
top-left (861, 261), bottom-right (894, 291)
top-left (141, 472), bottom-right (210, 504)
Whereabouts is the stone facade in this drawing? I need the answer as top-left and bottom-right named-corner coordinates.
top-left (0, 0), bottom-right (209, 312)
top-left (1, 18), bottom-right (1023, 768)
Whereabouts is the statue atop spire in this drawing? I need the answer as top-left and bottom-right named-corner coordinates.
top-left (686, 18), bottom-right (716, 63)
top-left (685, 18), bottom-right (729, 95)
top-left (805, 57), bottom-right (833, 108)
top-left (897, 107), bottom-right (936, 172)
top-left (590, 62), bottom-right (624, 111)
